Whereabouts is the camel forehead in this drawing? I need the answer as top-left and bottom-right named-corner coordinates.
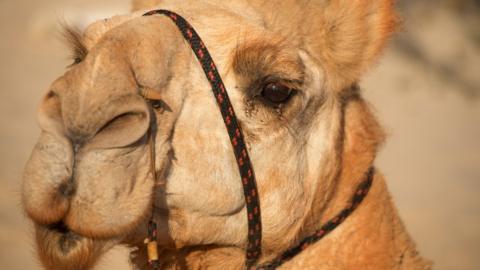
top-left (82, 14), bottom-right (139, 50)
top-left (82, 3), bottom-right (265, 53)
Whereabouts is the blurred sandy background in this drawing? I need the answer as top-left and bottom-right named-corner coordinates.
top-left (0, 0), bottom-right (479, 269)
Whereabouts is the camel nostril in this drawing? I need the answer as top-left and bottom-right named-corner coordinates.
top-left (58, 181), bottom-right (76, 197)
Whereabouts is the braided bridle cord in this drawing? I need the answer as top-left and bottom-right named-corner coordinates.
top-left (256, 167), bottom-right (374, 269)
top-left (143, 9), bottom-right (263, 268)
top-left (141, 9), bottom-right (375, 270)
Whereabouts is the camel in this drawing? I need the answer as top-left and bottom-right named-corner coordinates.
top-left (22, 0), bottom-right (432, 269)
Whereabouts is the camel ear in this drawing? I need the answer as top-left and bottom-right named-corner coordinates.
top-left (303, 0), bottom-right (398, 90)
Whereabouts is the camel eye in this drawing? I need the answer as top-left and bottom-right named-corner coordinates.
top-left (150, 100), bottom-right (163, 109)
top-left (261, 82), bottom-right (293, 104)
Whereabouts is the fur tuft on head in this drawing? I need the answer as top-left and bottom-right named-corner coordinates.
top-left (60, 24), bottom-right (88, 65)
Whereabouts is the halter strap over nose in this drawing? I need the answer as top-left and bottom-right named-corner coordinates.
top-left (142, 9), bottom-right (263, 268)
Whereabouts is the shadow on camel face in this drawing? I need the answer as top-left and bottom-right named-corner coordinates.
top-left (22, 0), bottom-right (397, 269)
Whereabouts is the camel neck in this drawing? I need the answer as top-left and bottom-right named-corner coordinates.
top-left (278, 173), bottom-right (429, 269)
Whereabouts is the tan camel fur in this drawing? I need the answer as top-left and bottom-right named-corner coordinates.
top-left (22, 0), bottom-right (431, 269)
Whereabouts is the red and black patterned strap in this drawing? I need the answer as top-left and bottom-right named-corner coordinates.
top-left (143, 10), bottom-right (263, 268)
top-left (256, 167), bottom-right (375, 269)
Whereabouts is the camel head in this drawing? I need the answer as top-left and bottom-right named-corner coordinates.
top-left (22, 0), bottom-right (396, 269)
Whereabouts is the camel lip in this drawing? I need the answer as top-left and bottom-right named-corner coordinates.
top-left (40, 221), bottom-right (84, 254)
top-left (46, 221), bottom-right (82, 239)
top-left (47, 221), bottom-right (73, 234)
top-left (47, 221), bottom-right (82, 241)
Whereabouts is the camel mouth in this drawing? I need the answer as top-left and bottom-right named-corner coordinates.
top-left (44, 221), bottom-right (83, 254)
top-left (35, 220), bottom-right (110, 269)
top-left (48, 221), bottom-right (71, 234)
